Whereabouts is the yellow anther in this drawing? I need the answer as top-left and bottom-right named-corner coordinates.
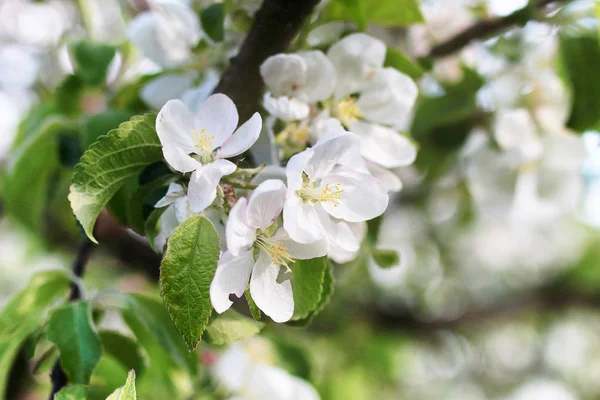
top-left (256, 236), bottom-right (295, 271)
top-left (296, 182), bottom-right (344, 206)
top-left (334, 97), bottom-right (363, 127)
top-left (191, 128), bottom-right (215, 153)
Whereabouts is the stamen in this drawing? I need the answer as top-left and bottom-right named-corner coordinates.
top-left (255, 235), bottom-right (295, 271)
top-left (334, 97), bottom-right (363, 127)
top-left (296, 182), bottom-right (344, 206)
top-left (191, 128), bottom-right (215, 153)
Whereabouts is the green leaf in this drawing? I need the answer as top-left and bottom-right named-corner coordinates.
top-left (0, 270), bottom-right (71, 398)
top-left (290, 257), bottom-right (330, 321)
top-left (13, 102), bottom-right (58, 147)
top-left (56, 75), bottom-right (85, 116)
top-left (322, 0), bottom-right (424, 29)
top-left (71, 40), bottom-right (116, 85)
top-left (202, 310), bottom-right (263, 346)
top-left (99, 331), bottom-right (146, 376)
top-left (559, 34), bottom-right (600, 132)
top-left (245, 289), bottom-right (262, 321)
top-left (69, 114), bottom-right (163, 242)
top-left (370, 249), bottom-right (399, 268)
top-left (384, 48), bottom-right (424, 79)
top-left (83, 109), bottom-right (135, 150)
top-left (3, 117), bottom-right (76, 230)
top-left (287, 262), bottom-right (334, 327)
top-left (55, 385), bottom-right (88, 400)
top-left (116, 294), bottom-right (196, 398)
top-left (106, 370), bottom-right (136, 400)
top-left (46, 301), bottom-right (103, 384)
top-left (200, 3), bottom-right (225, 42)
top-left (160, 216), bottom-right (221, 352)
top-left (144, 207), bottom-right (168, 252)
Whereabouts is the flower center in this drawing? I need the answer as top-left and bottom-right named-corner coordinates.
top-left (334, 97), bottom-right (363, 127)
top-left (296, 181), bottom-right (344, 206)
top-left (255, 235), bottom-right (294, 271)
top-left (191, 128), bottom-right (216, 163)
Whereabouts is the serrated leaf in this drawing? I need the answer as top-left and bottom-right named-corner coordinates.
top-left (0, 270), bottom-right (71, 398)
top-left (322, 0), bottom-right (424, 29)
top-left (55, 384), bottom-right (88, 400)
top-left (69, 114), bottom-right (163, 242)
top-left (370, 248), bottom-right (399, 268)
top-left (287, 262), bottom-right (334, 327)
top-left (200, 3), bottom-right (225, 42)
top-left (99, 331), bottom-right (146, 376)
top-left (560, 34), bottom-right (600, 132)
top-left (106, 370), bottom-right (136, 400)
top-left (384, 48), bottom-right (424, 79)
top-left (203, 310), bottom-right (263, 346)
top-left (160, 216), bottom-right (221, 352)
top-left (46, 301), bottom-right (102, 384)
top-left (71, 40), bottom-right (116, 85)
top-left (245, 288), bottom-right (262, 321)
top-left (3, 117), bottom-right (76, 230)
top-left (290, 257), bottom-right (329, 321)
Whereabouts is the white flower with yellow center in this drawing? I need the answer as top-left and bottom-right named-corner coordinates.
top-left (327, 33), bottom-right (419, 129)
top-left (283, 128), bottom-right (389, 245)
top-left (210, 179), bottom-right (326, 323)
top-left (126, 0), bottom-right (201, 68)
top-left (156, 94), bottom-right (262, 213)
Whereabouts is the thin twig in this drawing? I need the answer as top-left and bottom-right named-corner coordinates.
top-left (428, 0), bottom-right (570, 59)
top-left (48, 240), bottom-right (95, 399)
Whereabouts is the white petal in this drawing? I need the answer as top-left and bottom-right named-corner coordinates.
top-left (155, 182), bottom-right (186, 207)
top-left (212, 343), bottom-right (252, 393)
top-left (283, 195), bottom-right (324, 244)
top-left (210, 250), bottom-right (255, 313)
top-left (315, 205), bottom-right (361, 252)
top-left (297, 50), bottom-right (335, 102)
top-left (326, 221), bottom-right (365, 263)
top-left (154, 204), bottom-right (179, 252)
top-left (188, 159), bottom-right (237, 213)
top-left (217, 112), bottom-right (262, 158)
top-left (226, 197), bottom-right (256, 256)
top-left (250, 118), bottom-right (280, 166)
top-left (366, 162), bottom-right (402, 192)
top-left (250, 251), bottom-right (294, 323)
top-left (285, 147), bottom-right (314, 192)
top-left (127, 13), bottom-right (171, 67)
top-left (153, 1), bottom-right (201, 66)
top-left (289, 376), bottom-right (320, 400)
top-left (305, 133), bottom-right (356, 181)
top-left (173, 196), bottom-right (192, 222)
top-left (181, 70), bottom-right (220, 113)
top-left (356, 68), bottom-right (418, 127)
top-left (263, 93), bottom-right (310, 122)
top-left (194, 94), bottom-right (239, 149)
top-left (320, 169), bottom-right (388, 222)
top-left (350, 121), bottom-right (417, 168)
top-left (327, 33), bottom-right (386, 98)
top-left (141, 72), bottom-right (197, 110)
top-left (273, 229), bottom-right (327, 260)
top-left (156, 99), bottom-right (199, 172)
top-left (247, 179), bottom-right (287, 230)
top-left (246, 365), bottom-right (295, 400)
top-left (259, 54), bottom-right (307, 98)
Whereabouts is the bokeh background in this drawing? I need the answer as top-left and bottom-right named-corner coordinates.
top-left (1, 0), bottom-right (600, 399)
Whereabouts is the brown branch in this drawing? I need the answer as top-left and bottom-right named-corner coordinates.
top-left (428, 0), bottom-right (569, 59)
top-left (213, 0), bottom-right (321, 121)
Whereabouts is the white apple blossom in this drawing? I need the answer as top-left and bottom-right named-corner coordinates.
top-left (493, 108), bottom-right (543, 164)
top-left (260, 51), bottom-right (335, 121)
top-left (126, 0), bottom-right (201, 68)
top-left (211, 179), bottom-right (327, 323)
top-left (213, 341), bottom-right (320, 400)
top-left (283, 129), bottom-right (389, 246)
top-left (156, 94), bottom-right (262, 213)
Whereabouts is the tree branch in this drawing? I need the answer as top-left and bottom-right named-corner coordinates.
top-left (213, 0), bottom-right (321, 121)
top-left (49, 239), bottom-right (95, 399)
top-left (428, 0), bottom-right (569, 59)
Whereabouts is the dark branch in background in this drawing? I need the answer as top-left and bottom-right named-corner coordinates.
top-left (428, 0), bottom-right (569, 59)
top-left (213, 0), bottom-right (321, 121)
top-left (49, 240), bottom-right (94, 399)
